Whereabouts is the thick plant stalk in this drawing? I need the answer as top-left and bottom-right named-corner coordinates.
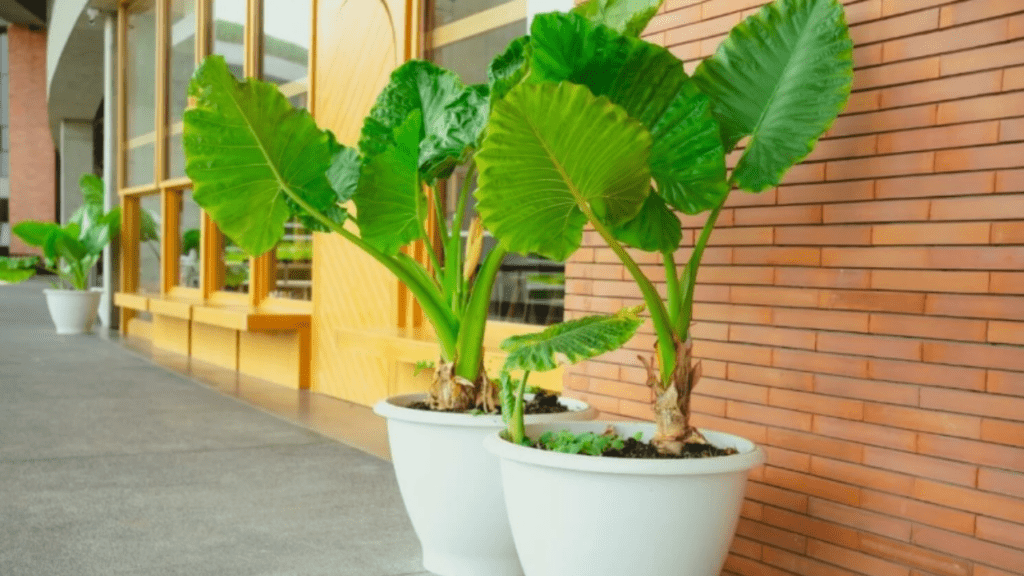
top-left (645, 338), bottom-right (707, 455)
top-left (428, 359), bottom-right (499, 412)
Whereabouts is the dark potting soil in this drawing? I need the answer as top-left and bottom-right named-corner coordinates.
top-left (407, 389), bottom-right (569, 415)
top-left (601, 438), bottom-right (739, 459)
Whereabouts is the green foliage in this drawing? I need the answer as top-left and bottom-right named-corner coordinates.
top-left (501, 307), bottom-right (645, 373)
top-left (183, 55), bottom-right (343, 257)
top-left (475, 82), bottom-right (652, 261)
top-left (572, 0), bottom-right (664, 37)
top-left (181, 228), bottom-right (201, 255)
top-left (355, 111), bottom-right (427, 256)
top-left (529, 11), bottom-right (727, 215)
top-left (360, 60), bottom-right (489, 182)
top-left (0, 256), bottom-right (38, 284)
top-left (11, 176), bottom-right (119, 291)
top-left (489, 36), bottom-right (531, 101)
top-left (692, 0), bottom-right (853, 192)
top-left (538, 429), bottom-right (625, 456)
top-left (611, 193), bottom-right (682, 253)
top-left (183, 55), bottom-right (504, 396)
top-left (413, 360), bottom-right (435, 377)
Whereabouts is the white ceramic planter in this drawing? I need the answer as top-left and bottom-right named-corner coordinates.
top-left (373, 393), bottom-right (596, 576)
top-left (484, 420), bottom-right (766, 576)
top-left (43, 289), bottom-right (102, 335)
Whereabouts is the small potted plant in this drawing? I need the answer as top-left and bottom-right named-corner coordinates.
top-left (477, 0), bottom-right (854, 574)
top-left (11, 174), bottom-right (120, 335)
top-left (183, 55), bottom-right (614, 576)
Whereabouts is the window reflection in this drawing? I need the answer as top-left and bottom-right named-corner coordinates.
top-left (167, 0), bottom-right (196, 179)
top-left (126, 1), bottom-right (157, 187)
top-left (176, 189), bottom-right (201, 288)
top-left (138, 194), bottom-right (162, 294)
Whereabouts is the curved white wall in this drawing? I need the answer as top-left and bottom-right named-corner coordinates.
top-left (46, 0), bottom-right (89, 96)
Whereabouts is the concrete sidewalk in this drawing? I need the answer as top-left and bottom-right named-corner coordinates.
top-left (0, 279), bottom-right (428, 576)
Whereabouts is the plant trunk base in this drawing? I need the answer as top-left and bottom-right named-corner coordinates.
top-left (427, 360), bottom-right (497, 412)
top-left (644, 339), bottom-right (707, 456)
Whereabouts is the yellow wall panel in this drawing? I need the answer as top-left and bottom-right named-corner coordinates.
top-left (152, 315), bottom-right (190, 356)
top-left (191, 322), bottom-right (238, 370)
top-left (126, 317), bottom-right (152, 340)
top-left (312, 234), bottom-right (397, 405)
top-left (238, 329), bottom-right (307, 389)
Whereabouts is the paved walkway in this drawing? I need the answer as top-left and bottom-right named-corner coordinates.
top-left (0, 279), bottom-right (428, 576)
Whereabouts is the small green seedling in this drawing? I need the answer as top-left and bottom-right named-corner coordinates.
top-left (498, 306), bottom-right (644, 445)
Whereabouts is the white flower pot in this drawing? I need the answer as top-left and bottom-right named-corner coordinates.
top-left (373, 393), bottom-right (596, 576)
top-left (483, 421), bottom-right (766, 576)
top-left (43, 289), bottom-right (102, 335)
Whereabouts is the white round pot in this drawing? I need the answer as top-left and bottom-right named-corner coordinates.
top-left (43, 289), bottom-right (102, 335)
top-left (373, 393), bottom-right (596, 576)
top-left (483, 420), bottom-right (766, 576)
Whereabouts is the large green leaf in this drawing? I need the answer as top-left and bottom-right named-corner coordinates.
top-left (327, 147), bottom-right (361, 205)
top-left (611, 192), bottom-right (681, 253)
top-left (354, 111), bottom-right (427, 256)
top-left (0, 256), bottom-right (37, 284)
top-left (572, 0), bottom-right (664, 37)
top-left (360, 60), bottom-right (488, 182)
top-left (475, 82), bottom-right (652, 262)
top-left (530, 12), bottom-right (727, 214)
top-left (183, 55), bottom-right (341, 256)
top-left (11, 221), bottom-right (60, 248)
top-left (69, 174), bottom-right (105, 229)
top-left (692, 0), bottom-right (853, 192)
top-left (501, 307), bottom-right (645, 373)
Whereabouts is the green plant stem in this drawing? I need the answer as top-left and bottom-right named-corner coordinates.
top-left (678, 201), bottom-right (724, 340)
top-left (511, 370), bottom-right (529, 445)
top-left (663, 252), bottom-right (681, 334)
top-left (285, 189), bottom-right (460, 360)
top-left (578, 203), bottom-right (677, 386)
top-left (447, 163), bottom-right (476, 312)
top-left (453, 243), bottom-right (507, 380)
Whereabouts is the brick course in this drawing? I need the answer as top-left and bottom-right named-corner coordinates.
top-left (566, 1), bottom-right (1024, 574)
top-left (7, 25), bottom-right (56, 255)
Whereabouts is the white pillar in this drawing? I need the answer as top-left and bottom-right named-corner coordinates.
top-left (99, 12), bottom-right (118, 329)
top-left (58, 119), bottom-right (93, 225)
top-left (527, 0), bottom-right (575, 27)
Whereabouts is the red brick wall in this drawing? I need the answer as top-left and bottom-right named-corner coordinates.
top-left (7, 25), bottom-right (56, 255)
top-left (563, 1), bottom-right (1024, 575)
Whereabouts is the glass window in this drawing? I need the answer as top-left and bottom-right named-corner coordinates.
top-left (260, 0), bottom-right (313, 300)
top-left (262, 0), bottom-right (311, 108)
top-left (428, 19), bottom-right (525, 86)
top-left (126, 0), bottom-right (158, 187)
top-left (175, 189), bottom-right (201, 288)
top-left (212, 0), bottom-right (246, 79)
top-left (138, 193), bottom-right (162, 294)
top-left (430, 0), bottom-right (518, 26)
top-left (167, 0), bottom-right (196, 180)
top-left (426, 4), bottom-right (563, 325)
top-left (214, 232), bottom-right (249, 293)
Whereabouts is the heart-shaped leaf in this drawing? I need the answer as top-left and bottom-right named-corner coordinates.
top-left (530, 12), bottom-right (727, 214)
top-left (475, 82), bottom-right (652, 262)
top-left (692, 0), bottom-right (853, 192)
top-left (183, 55), bottom-right (341, 256)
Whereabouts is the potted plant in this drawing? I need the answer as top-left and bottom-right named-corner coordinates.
top-left (11, 174), bottom-right (120, 335)
top-left (183, 54), bottom-right (644, 575)
top-left (477, 0), bottom-right (854, 574)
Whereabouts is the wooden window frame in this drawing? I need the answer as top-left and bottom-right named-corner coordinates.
top-left (118, 0), bottom-right (318, 332)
